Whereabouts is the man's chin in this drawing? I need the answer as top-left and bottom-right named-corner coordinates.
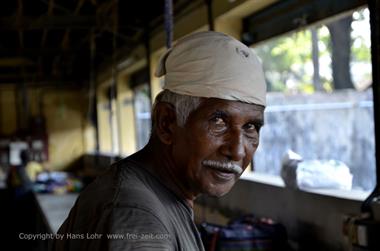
top-left (204, 184), bottom-right (234, 197)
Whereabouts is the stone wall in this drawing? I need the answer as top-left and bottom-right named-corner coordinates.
top-left (254, 89), bottom-right (375, 190)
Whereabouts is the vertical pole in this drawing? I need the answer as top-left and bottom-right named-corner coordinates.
top-left (110, 0), bottom-right (119, 159)
top-left (205, 0), bottom-right (214, 31)
top-left (89, 30), bottom-right (99, 154)
top-left (369, 0), bottom-right (380, 188)
top-left (164, 0), bottom-right (173, 48)
top-left (362, 0), bottom-right (380, 214)
top-left (144, 26), bottom-right (153, 106)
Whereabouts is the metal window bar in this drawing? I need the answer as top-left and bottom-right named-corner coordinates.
top-left (361, 0), bottom-right (380, 215)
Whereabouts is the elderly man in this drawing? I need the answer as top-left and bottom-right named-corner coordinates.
top-left (53, 31), bottom-right (266, 251)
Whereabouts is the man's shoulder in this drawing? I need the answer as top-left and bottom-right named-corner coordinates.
top-left (113, 158), bottom-right (173, 214)
top-left (56, 158), bottom-right (202, 251)
top-left (76, 157), bottom-right (170, 215)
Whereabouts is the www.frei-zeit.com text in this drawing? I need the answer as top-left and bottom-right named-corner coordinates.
top-left (19, 232), bottom-right (171, 241)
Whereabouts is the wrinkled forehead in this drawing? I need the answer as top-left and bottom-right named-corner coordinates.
top-left (191, 97), bottom-right (265, 119)
top-left (198, 97), bottom-right (265, 110)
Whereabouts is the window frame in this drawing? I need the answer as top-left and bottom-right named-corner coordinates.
top-left (242, 0), bottom-right (379, 206)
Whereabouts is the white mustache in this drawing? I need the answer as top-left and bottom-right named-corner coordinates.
top-left (202, 160), bottom-right (243, 174)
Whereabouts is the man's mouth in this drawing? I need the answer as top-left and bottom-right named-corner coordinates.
top-left (202, 160), bottom-right (243, 175)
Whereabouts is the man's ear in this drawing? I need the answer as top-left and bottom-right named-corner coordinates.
top-left (154, 102), bottom-right (177, 145)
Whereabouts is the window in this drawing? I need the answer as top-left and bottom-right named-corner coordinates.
top-left (251, 8), bottom-right (374, 192)
top-left (133, 84), bottom-right (152, 151)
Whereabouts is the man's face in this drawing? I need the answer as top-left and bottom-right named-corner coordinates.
top-left (171, 98), bottom-right (264, 197)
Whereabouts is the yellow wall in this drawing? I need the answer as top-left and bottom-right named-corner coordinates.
top-left (97, 75), bottom-right (141, 157)
top-left (96, 83), bottom-right (113, 154)
top-left (96, 60), bottom-right (147, 156)
top-left (42, 89), bottom-right (85, 170)
top-left (215, 0), bottom-right (277, 39)
top-left (83, 122), bottom-right (96, 154)
top-left (117, 74), bottom-right (137, 156)
top-left (150, 49), bottom-right (165, 102)
top-left (0, 85), bottom-right (17, 135)
top-left (0, 85), bottom-right (87, 171)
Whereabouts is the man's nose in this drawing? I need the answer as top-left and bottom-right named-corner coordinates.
top-left (219, 130), bottom-right (245, 161)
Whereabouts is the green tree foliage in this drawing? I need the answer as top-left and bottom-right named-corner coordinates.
top-left (254, 8), bottom-right (371, 93)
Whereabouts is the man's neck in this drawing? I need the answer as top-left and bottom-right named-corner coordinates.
top-left (133, 141), bottom-right (196, 208)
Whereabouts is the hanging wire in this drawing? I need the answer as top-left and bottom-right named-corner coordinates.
top-left (205, 0), bottom-right (214, 31)
top-left (144, 25), bottom-right (153, 106)
top-left (110, 0), bottom-right (120, 158)
top-left (87, 29), bottom-right (95, 123)
top-left (88, 29), bottom-right (100, 153)
top-left (111, 1), bottom-right (117, 98)
top-left (164, 0), bottom-right (173, 48)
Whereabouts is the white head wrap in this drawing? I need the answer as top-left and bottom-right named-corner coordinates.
top-left (155, 31), bottom-right (266, 106)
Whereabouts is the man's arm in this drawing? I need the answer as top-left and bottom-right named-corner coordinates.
top-left (107, 206), bottom-right (174, 251)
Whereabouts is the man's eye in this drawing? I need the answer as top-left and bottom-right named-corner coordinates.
top-left (210, 116), bottom-right (227, 133)
top-left (244, 123), bottom-right (260, 134)
top-left (246, 123), bottom-right (256, 130)
top-left (214, 117), bottom-right (225, 126)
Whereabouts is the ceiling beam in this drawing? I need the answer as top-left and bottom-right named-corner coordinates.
top-left (17, 0), bottom-right (24, 48)
top-left (0, 79), bottom-right (84, 87)
top-left (39, 0), bottom-right (55, 79)
top-left (0, 73), bottom-right (87, 83)
top-left (40, 0), bottom-right (55, 47)
top-left (0, 47), bottom-right (114, 61)
top-left (55, 0), bottom-right (87, 81)
top-left (61, 0), bottom-right (86, 49)
top-left (0, 57), bottom-right (35, 67)
top-left (0, 16), bottom-right (97, 30)
top-left (0, 15), bottom-right (141, 31)
top-left (0, 48), bottom-right (83, 57)
top-left (38, 0), bottom-right (72, 15)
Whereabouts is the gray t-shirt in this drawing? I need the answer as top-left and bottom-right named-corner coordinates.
top-left (53, 158), bottom-right (205, 251)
